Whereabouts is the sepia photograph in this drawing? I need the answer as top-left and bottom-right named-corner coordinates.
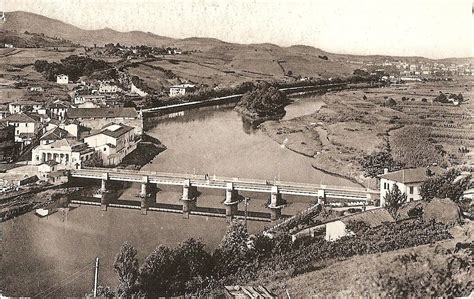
top-left (0, 0), bottom-right (472, 297)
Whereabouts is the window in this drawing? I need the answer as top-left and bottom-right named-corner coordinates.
top-left (409, 186), bottom-right (414, 194)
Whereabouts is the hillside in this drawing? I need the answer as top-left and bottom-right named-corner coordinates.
top-left (1, 11), bottom-right (174, 47)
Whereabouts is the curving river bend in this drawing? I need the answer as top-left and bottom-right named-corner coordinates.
top-left (1, 94), bottom-right (357, 296)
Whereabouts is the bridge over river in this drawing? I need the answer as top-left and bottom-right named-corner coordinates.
top-left (69, 167), bottom-right (379, 222)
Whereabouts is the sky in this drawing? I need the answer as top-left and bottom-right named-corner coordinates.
top-left (2, 0), bottom-right (473, 58)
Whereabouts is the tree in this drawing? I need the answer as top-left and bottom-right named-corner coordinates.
top-left (213, 220), bottom-right (251, 278)
top-left (114, 242), bottom-right (139, 297)
top-left (420, 169), bottom-right (472, 202)
top-left (359, 151), bottom-right (404, 178)
top-left (171, 238), bottom-right (212, 293)
top-left (384, 184), bottom-right (407, 220)
top-left (139, 245), bottom-right (174, 297)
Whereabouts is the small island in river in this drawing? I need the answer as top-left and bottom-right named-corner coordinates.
top-left (234, 81), bottom-right (291, 126)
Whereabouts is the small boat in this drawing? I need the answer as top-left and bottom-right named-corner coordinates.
top-left (35, 208), bottom-right (55, 217)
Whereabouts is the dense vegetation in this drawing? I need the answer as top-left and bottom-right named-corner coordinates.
top-left (105, 217), bottom-right (453, 297)
top-left (34, 55), bottom-right (111, 82)
top-left (355, 242), bottom-right (473, 297)
top-left (145, 81), bottom-right (256, 108)
top-left (420, 169), bottom-right (472, 204)
top-left (235, 81), bottom-right (289, 118)
top-left (434, 92), bottom-right (464, 104)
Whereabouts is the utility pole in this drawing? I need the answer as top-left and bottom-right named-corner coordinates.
top-left (244, 197), bottom-right (250, 231)
top-left (93, 257), bottom-right (99, 297)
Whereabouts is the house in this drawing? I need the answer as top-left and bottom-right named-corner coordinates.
top-left (0, 110), bottom-right (9, 119)
top-left (325, 208), bottom-right (395, 241)
top-left (48, 100), bottom-right (71, 120)
top-left (40, 127), bottom-right (76, 145)
top-left (0, 122), bottom-right (16, 162)
top-left (83, 123), bottom-right (137, 166)
top-left (169, 84), bottom-right (196, 97)
top-left (37, 160), bottom-right (59, 180)
top-left (99, 81), bottom-right (120, 94)
top-left (31, 139), bottom-right (95, 169)
top-left (47, 169), bottom-right (69, 184)
top-left (67, 107), bottom-right (143, 135)
top-left (46, 119), bottom-right (86, 139)
top-left (223, 285), bottom-right (275, 299)
top-left (73, 94), bottom-right (107, 106)
top-left (30, 86), bottom-right (44, 92)
top-left (56, 74), bottom-right (69, 85)
top-left (379, 166), bottom-right (445, 206)
top-left (8, 100), bottom-right (43, 114)
top-left (4, 112), bottom-right (42, 145)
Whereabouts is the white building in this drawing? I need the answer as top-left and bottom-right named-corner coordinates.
top-left (83, 123), bottom-right (137, 166)
top-left (169, 84), bottom-right (196, 97)
top-left (56, 74), bottom-right (69, 85)
top-left (73, 94), bottom-right (107, 106)
top-left (30, 86), bottom-right (44, 92)
top-left (4, 112), bottom-right (42, 145)
top-left (31, 139), bottom-right (95, 169)
top-left (38, 160), bottom-right (59, 180)
top-left (325, 208), bottom-right (394, 242)
top-left (8, 100), bottom-right (43, 114)
top-left (379, 166), bottom-right (444, 206)
top-left (99, 81), bottom-right (120, 94)
top-left (48, 100), bottom-right (71, 120)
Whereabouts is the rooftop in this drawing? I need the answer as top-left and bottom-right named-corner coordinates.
top-left (379, 166), bottom-right (445, 184)
top-left (86, 123), bottom-right (134, 139)
top-left (170, 83), bottom-right (196, 89)
top-left (340, 208), bottom-right (395, 227)
top-left (35, 139), bottom-right (93, 154)
top-left (67, 108), bottom-right (139, 119)
top-left (40, 127), bottom-right (75, 141)
top-left (5, 112), bottom-right (41, 123)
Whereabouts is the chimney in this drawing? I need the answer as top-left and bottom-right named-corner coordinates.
top-left (383, 168), bottom-right (389, 174)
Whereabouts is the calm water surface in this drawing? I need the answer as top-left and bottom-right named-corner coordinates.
top-left (1, 95), bottom-right (355, 296)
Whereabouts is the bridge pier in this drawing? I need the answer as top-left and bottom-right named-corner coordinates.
top-left (224, 182), bottom-right (239, 223)
top-left (181, 179), bottom-right (197, 219)
top-left (100, 173), bottom-right (109, 211)
top-left (268, 186), bottom-right (284, 221)
top-left (138, 176), bottom-right (150, 215)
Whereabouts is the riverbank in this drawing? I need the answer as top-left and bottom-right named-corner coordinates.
top-left (119, 134), bottom-right (167, 169)
top-left (259, 79), bottom-right (474, 187)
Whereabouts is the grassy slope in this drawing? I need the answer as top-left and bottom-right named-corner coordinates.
top-left (270, 222), bottom-right (473, 297)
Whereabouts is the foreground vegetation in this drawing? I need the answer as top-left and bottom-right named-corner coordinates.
top-left (100, 214), bottom-right (455, 297)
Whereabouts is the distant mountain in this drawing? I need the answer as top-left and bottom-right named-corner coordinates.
top-left (1, 11), bottom-right (174, 47)
top-left (1, 10), bottom-right (472, 68)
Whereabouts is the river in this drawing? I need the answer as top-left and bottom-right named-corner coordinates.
top-left (1, 94), bottom-right (357, 297)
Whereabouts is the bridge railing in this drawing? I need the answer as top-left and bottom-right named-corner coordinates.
top-left (75, 167), bottom-right (379, 195)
